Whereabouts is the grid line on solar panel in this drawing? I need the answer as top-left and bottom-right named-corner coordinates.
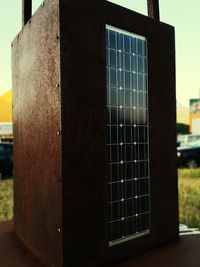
top-left (106, 25), bottom-right (150, 245)
top-left (108, 211), bottom-right (150, 223)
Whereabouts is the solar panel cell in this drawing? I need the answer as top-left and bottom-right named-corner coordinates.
top-left (106, 25), bottom-right (150, 245)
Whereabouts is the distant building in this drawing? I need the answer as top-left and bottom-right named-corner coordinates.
top-left (0, 90), bottom-right (13, 142)
top-left (0, 122), bottom-right (13, 142)
top-left (189, 99), bottom-right (200, 134)
top-left (0, 90), bottom-right (12, 122)
top-left (176, 101), bottom-right (189, 125)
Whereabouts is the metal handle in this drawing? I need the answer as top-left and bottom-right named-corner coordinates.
top-left (147, 0), bottom-right (160, 20)
top-left (22, 0), bottom-right (32, 26)
top-left (22, 0), bottom-right (160, 27)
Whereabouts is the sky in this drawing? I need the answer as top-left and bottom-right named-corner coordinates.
top-left (0, 0), bottom-right (43, 95)
top-left (0, 0), bottom-right (200, 107)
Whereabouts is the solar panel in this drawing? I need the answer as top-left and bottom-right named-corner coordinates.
top-left (106, 25), bottom-right (150, 246)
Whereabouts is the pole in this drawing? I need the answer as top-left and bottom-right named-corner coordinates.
top-left (22, 0), bottom-right (32, 27)
top-left (147, 0), bottom-right (160, 20)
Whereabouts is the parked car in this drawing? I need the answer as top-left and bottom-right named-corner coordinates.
top-left (0, 142), bottom-right (13, 179)
top-left (177, 134), bottom-right (200, 147)
top-left (177, 145), bottom-right (200, 168)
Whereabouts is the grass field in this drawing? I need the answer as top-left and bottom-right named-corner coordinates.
top-left (0, 178), bottom-right (13, 221)
top-left (0, 170), bottom-right (200, 228)
top-left (178, 168), bottom-right (200, 228)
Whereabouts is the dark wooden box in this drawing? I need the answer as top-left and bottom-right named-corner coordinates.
top-left (12, 1), bottom-right (178, 266)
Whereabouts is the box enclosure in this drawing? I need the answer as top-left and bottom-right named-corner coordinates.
top-left (12, 1), bottom-right (178, 267)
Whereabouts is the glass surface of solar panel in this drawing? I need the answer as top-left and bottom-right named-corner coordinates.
top-left (106, 25), bottom-right (150, 246)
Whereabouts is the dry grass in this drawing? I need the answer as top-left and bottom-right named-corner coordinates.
top-left (178, 168), bottom-right (200, 228)
top-left (0, 179), bottom-right (13, 221)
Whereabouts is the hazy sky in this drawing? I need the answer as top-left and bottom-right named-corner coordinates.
top-left (0, 0), bottom-right (200, 107)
